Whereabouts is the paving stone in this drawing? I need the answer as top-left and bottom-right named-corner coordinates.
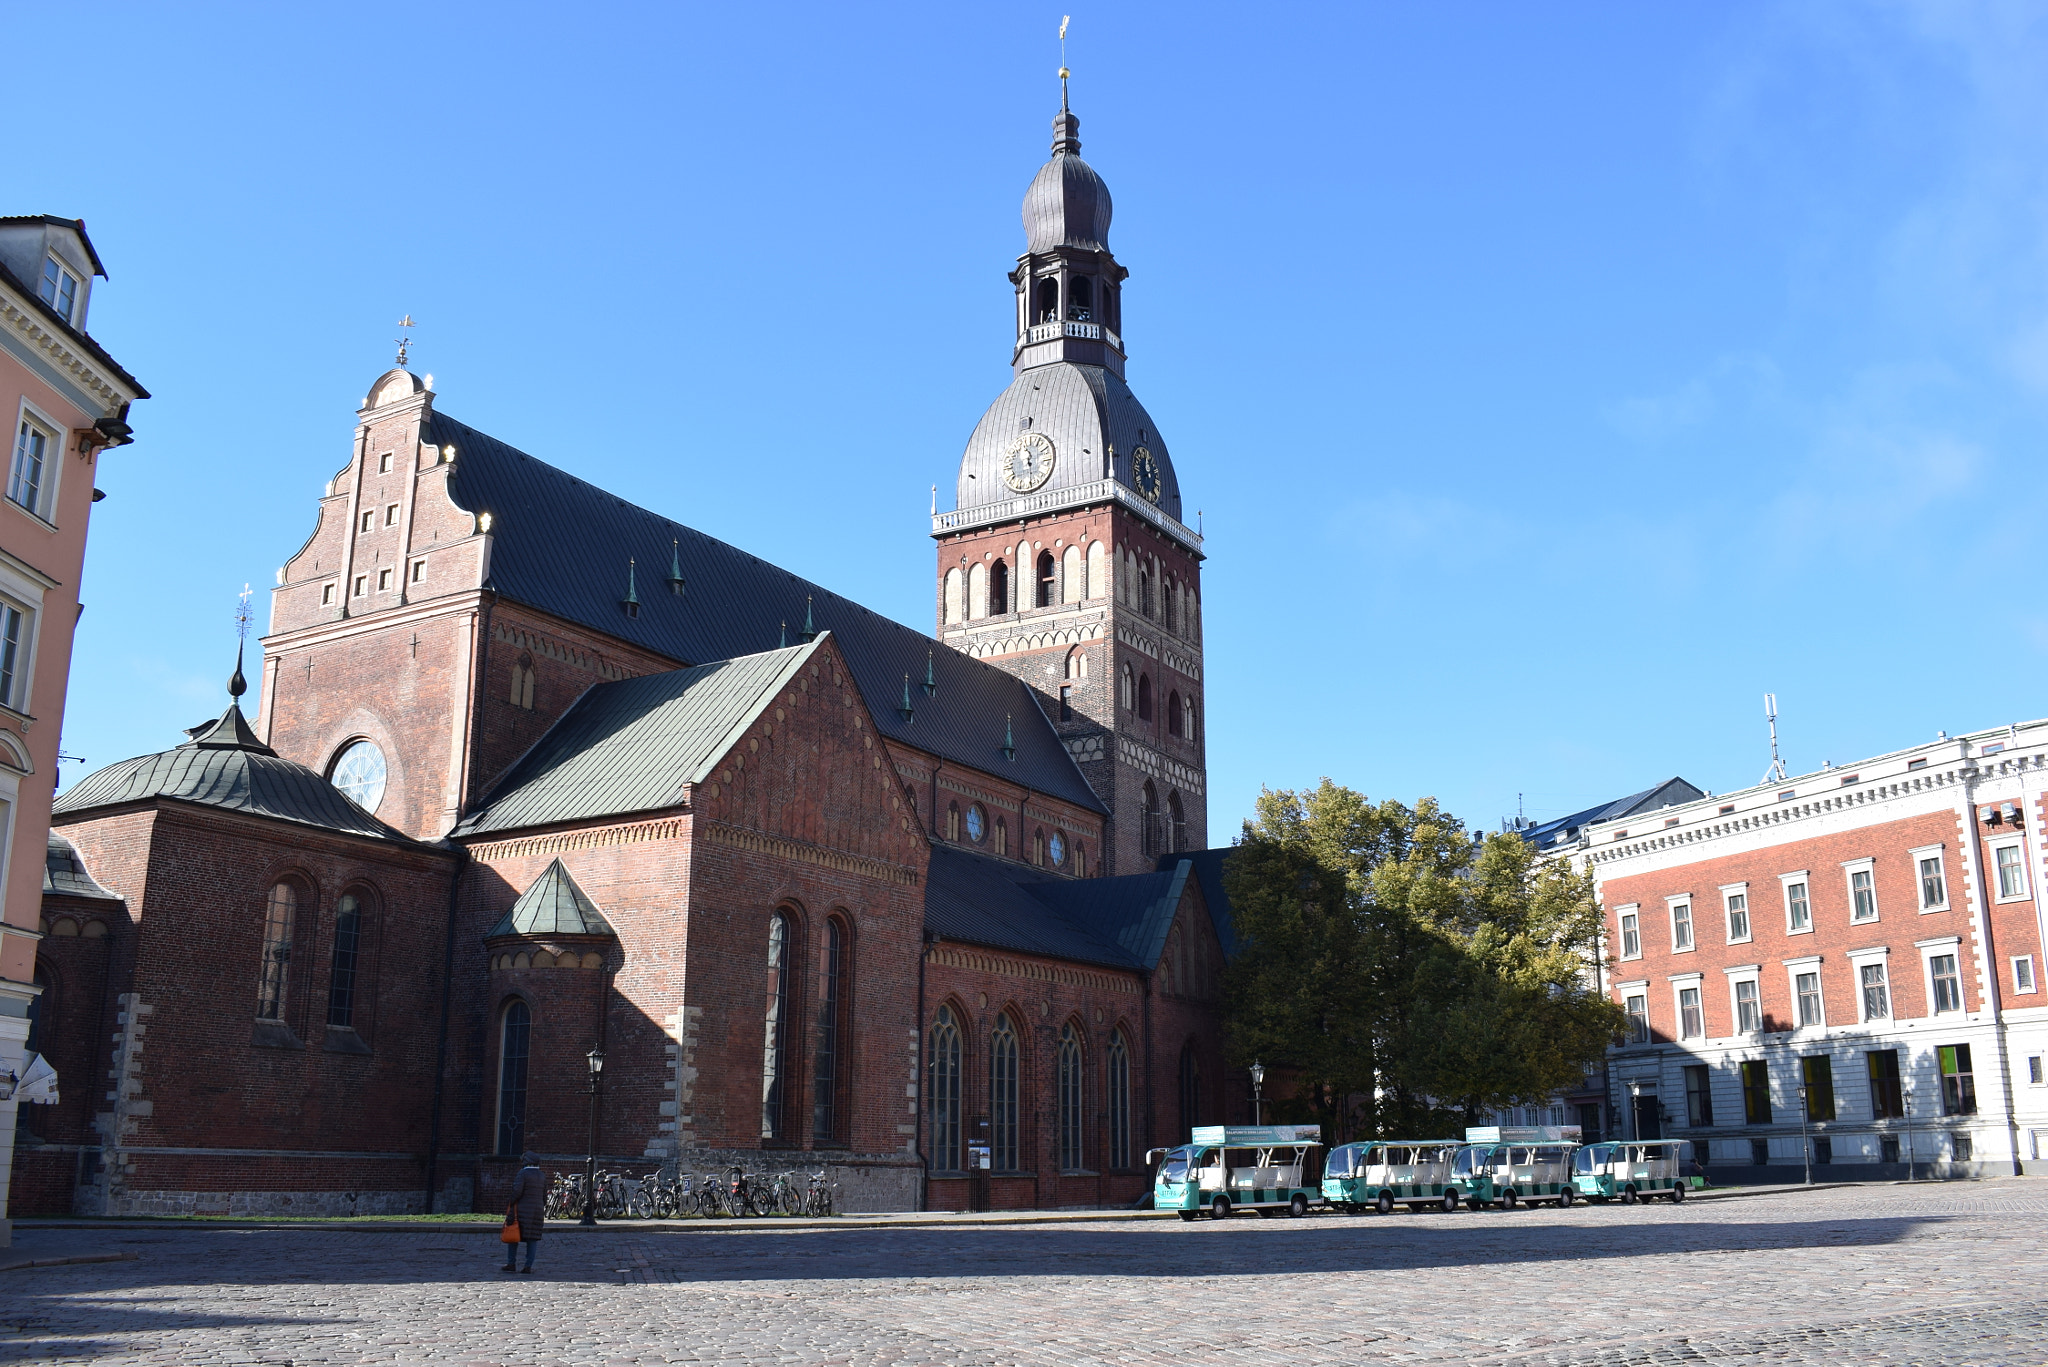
top-left (4, 1184), bottom-right (2047, 1364)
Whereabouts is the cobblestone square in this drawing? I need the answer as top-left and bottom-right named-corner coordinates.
top-left (5, 1182), bottom-right (2046, 1366)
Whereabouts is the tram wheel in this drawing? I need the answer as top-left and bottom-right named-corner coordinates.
top-left (1556, 1186), bottom-right (1574, 1209)
top-left (1621, 1185), bottom-right (1639, 1205)
top-left (1210, 1195), bottom-right (1232, 1220)
top-left (1178, 1211), bottom-right (1198, 1222)
top-left (1375, 1192), bottom-right (1394, 1215)
top-left (1499, 1189), bottom-right (1518, 1211)
top-left (1289, 1194), bottom-right (1309, 1218)
top-left (1670, 1181), bottom-right (1686, 1204)
top-left (1440, 1190), bottom-right (1459, 1214)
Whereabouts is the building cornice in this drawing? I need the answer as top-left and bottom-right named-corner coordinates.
top-left (933, 478), bottom-right (1203, 557)
top-left (0, 281), bottom-right (143, 416)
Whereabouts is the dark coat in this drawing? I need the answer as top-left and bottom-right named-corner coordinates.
top-left (506, 1166), bottom-right (546, 1240)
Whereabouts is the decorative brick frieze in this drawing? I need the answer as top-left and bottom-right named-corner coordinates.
top-left (699, 820), bottom-right (921, 886)
top-left (1116, 736), bottom-right (1205, 796)
top-left (465, 818), bottom-right (688, 862)
top-left (927, 944), bottom-right (1140, 995)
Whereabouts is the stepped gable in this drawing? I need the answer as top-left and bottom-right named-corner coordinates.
top-left (428, 411), bottom-right (1103, 813)
top-left (456, 640), bottom-right (816, 836)
top-left (925, 844), bottom-right (1197, 971)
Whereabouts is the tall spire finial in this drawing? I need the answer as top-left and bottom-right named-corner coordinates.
top-left (394, 315), bottom-right (415, 368)
top-left (1059, 15), bottom-right (1071, 112)
top-left (229, 584), bottom-right (252, 698)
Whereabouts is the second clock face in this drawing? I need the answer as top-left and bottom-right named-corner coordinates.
top-left (1002, 431), bottom-right (1057, 491)
top-left (1131, 446), bottom-right (1162, 501)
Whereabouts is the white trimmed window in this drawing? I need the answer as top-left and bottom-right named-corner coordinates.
top-left (2014, 956), bottom-right (2036, 995)
top-left (1850, 947), bottom-right (1891, 1023)
top-left (1844, 858), bottom-right (1878, 923)
top-left (38, 256), bottom-right (81, 323)
top-left (1673, 976), bottom-right (1705, 1040)
top-left (1786, 956), bottom-right (1824, 1028)
top-left (10, 412), bottom-right (58, 520)
top-left (1723, 883), bottom-right (1751, 944)
top-left (1911, 845), bottom-right (1949, 911)
top-left (1781, 871), bottom-right (1811, 934)
top-left (1623, 991), bottom-right (1650, 1044)
top-left (1728, 969), bottom-right (1762, 1034)
top-left (1616, 904), bottom-right (1641, 961)
top-left (1668, 897), bottom-right (1694, 953)
top-left (0, 598), bottom-right (28, 711)
top-left (1919, 937), bottom-right (1965, 1016)
top-left (1993, 842), bottom-right (2028, 902)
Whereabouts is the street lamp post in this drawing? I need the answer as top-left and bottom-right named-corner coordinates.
top-left (580, 1046), bottom-right (605, 1227)
top-left (1250, 1061), bottom-right (1266, 1126)
top-left (1903, 1087), bottom-right (1916, 1182)
top-left (1628, 1081), bottom-right (1640, 1141)
top-left (1797, 1082), bottom-right (1813, 1186)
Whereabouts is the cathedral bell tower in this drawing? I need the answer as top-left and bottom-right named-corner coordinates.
top-left (933, 93), bottom-right (1206, 877)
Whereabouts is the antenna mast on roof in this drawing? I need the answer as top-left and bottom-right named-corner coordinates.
top-left (1762, 692), bottom-right (1788, 785)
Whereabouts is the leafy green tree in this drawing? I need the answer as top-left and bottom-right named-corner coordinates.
top-left (1221, 781), bottom-right (1622, 1141)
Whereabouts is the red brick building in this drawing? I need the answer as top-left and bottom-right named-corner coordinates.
top-left (17, 98), bottom-right (1233, 1215)
top-left (1581, 723), bottom-right (2048, 1181)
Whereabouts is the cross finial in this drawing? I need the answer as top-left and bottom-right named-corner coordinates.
top-left (395, 315), bottom-right (415, 368)
top-left (235, 584), bottom-right (253, 642)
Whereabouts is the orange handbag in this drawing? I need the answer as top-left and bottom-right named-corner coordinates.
top-left (501, 1203), bottom-right (521, 1244)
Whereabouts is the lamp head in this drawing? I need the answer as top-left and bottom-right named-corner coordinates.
top-left (587, 1046), bottom-right (605, 1077)
top-left (1250, 1061), bottom-right (1265, 1088)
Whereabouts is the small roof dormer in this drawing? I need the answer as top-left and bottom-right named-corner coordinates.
top-left (0, 215), bottom-right (105, 332)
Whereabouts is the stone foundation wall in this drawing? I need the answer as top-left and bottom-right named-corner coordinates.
top-left (96, 1187), bottom-right (426, 1217)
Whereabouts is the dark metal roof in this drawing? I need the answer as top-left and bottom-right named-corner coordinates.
top-left (43, 832), bottom-right (120, 901)
top-left (1512, 777), bottom-right (1706, 853)
top-left (487, 859), bottom-right (616, 938)
top-left (1023, 110), bottom-right (1113, 255)
top-left (954, 361), bottom-right (1182, 525)
top-left (1155, 848), bottom-right (1242, 959)
top-left (455, 641), bottom-right (815, 836)
top-left (54, 702), bottom-right (418, 843)
top-left (428, 411), bottom-right (1103, 813)
top-left (925, 845), bottom-right (1197, 972)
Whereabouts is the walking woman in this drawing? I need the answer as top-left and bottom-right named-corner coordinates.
top-left (502, 1152), bottom-right (547, 1273)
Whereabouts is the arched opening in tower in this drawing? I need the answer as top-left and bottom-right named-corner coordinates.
top-left (1036, 551), bottom-right (1056, 607)
top-left (1034, 277), bottom-right (1060, 324)
top-left (1067, 277), bottom-right (1093, 322)
top-left (988, 559), bottom-right (1010, 615)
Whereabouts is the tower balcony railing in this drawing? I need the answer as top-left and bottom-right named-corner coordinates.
top-left (1020, 321), bottom-right (1122, 351)
top-left (931, 476), bottom-right (1202, 553)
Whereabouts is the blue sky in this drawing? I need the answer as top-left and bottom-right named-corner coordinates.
top-left (18, 2), bottom-right (2048, 837)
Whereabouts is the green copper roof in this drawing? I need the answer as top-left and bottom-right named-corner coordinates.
top-left (487, 859), bottom-right (615, 938)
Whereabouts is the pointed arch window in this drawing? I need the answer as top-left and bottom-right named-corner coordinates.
top-left (943, 567), bottom-right (964, 624)
top-left (1185, 700), bottom-right (1198, 743)
top-left (988, 559), bottom-right (1010, 615)
top-left (1137, 673), bottom-right (1154, 722)
top-left (257, 882), bottom-right (296, 1021)
top-left (1057, 1024), bottom-right (1084, 1172)
top-left (1168, 791), bottom-right (1186, 855)
top-left (761, 911), bottom-right (795, 1141)
top-left (1139, 567), bottom-right (1154, 618)
top-left (1178, 1044), bottom-right (1201, 1136)
top-left (1106, 1031), bottom-right (1131, 1170)
top-left (1163, 577), bottom-right (1178, 633)
top-left (946, 802), bottom-right (962, 842)
top-left (968, 562), bottom-right (987, 620)
top-left (929, 1005), bottom-right (963, 1170)
top-left (326, 892), bottom-right (363, 1028)
top-left (990, 1013), bottom-right (1019, 1171)
top-left (1167, 690), bottom-right (1184, 738)
top-left (509, 660), bottom-right (536, 710)
top-left (1142, 781), bottom-right (1162, 857)
top-left (1086, 540), bottom-right (1106, 599)
top-left (993, 815), bottom-right (1008, 857)
top-left (1036, 551), bottom-right (1056, 608)
top-left (813, 916), bottom-right (851, 1144)
top-left (496, 1000), bottom-right (531, 1157)
top-left (1065, 647), bottom-right (1087, 680)
top-left (1061, 545), bottom-right (1083, 603)
top-left (1119, 663), bottom-right (1135, 712)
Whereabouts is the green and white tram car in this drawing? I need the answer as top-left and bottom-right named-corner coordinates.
top-left (1446, 1125), bottom-right (1581, 1209)
top-left (1321, 1139), bottom-right (1462, 1213)
top-left (1152, 1125), bottom-right (1324, 1221)
top-left (1571, 1140), bottom-right (1687, 1204)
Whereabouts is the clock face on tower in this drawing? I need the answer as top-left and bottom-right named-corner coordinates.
top-left (1002, 431), bottom-right (1057, 491)
top-left (1131, 446), bottom-right (1162, 502)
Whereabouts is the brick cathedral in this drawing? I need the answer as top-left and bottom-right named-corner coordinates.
top-left (18, 97), bottom-right (1230, 1216)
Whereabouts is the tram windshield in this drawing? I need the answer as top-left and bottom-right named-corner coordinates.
top-left (1157, 1148), bottom-right (1193, 1184)
top-left (1574, 1144), bottom-right (1612, 1173)
top-left (1327, 1144), bottom-right (1364, 1177)
top-left (1452, 1146), bottom-right (1481, 1176)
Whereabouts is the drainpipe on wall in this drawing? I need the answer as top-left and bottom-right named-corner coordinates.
top-left (914, 929), bottom-right (933, 1212)
top-left (422, 842), bottom-right (469, 1213)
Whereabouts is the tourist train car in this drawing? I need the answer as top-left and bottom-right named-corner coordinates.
top-left (1151, 1125), bottom-right (1325, 1221)
top-left (1571, 1140), bottom-right (1688, 1204)
top-left (1447, 1125), bottom-right (1582, 1209)
top-left (1321, 1139), bottom-right (1462, 1213)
